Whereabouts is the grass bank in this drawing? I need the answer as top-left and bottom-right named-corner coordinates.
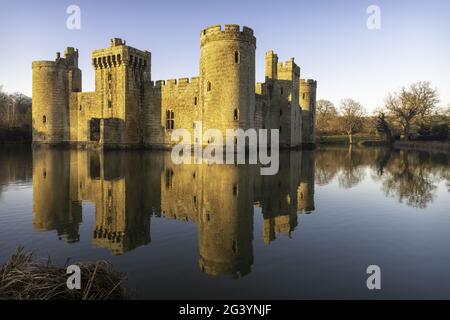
top-left (317, 135), bottom-right (385, 146)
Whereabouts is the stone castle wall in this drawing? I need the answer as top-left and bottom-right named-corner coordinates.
top-left (32, 25), bottom-right (316, 149)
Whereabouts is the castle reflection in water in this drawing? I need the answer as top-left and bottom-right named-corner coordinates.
top-left (32, 149), bottom-right (315, 277)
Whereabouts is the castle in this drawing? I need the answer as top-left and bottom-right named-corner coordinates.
top-left (32, 25), bottom-right (317, 149)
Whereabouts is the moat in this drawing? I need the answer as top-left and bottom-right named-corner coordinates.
top-left (1, 145), bottom-right (450, 299)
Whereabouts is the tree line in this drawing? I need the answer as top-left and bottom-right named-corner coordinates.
top-left (0, 85), bottom-right (32, 142)
top-left (316, 81), bottom-right (449, 144)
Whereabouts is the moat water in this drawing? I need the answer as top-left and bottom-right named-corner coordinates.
top-left (1, 145), bottom-right (450, 299)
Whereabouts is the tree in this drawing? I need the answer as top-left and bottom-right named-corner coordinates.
top-left (376, 112), bottom-right (394, 143)
top-left (338, 99), bottom-right (366, 144)
top-left (316, 99), bottom-right (338, 135)
top-left (0, 86), bottom-right (10, 127)
top-left (385, 82), bottom-right (439, 141)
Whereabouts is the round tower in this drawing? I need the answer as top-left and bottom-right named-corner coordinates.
top-left (199, 25), bottom-right (256, 140)
top-left (300, 79), bottom-right (317, 145)
top-left (198, 165), bottom-right (253, 278)
top-left (32, 58), bottom-right (69, 144)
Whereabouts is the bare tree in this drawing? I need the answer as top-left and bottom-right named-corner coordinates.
top-left (0, 86), bottom-right (10, 127)
top-left (339, 99), bottom-right (366, 144)
top-left (316, 99), bottom-right (338, 135)
top-left (385, 82), bottom-right (439, 140)
top-left (0, 86), bottom-right (32, 130)
top-left (376, 112), bottom-right (394, 143)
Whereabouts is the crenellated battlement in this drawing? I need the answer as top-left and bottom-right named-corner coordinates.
top-left (300, 79), bottom-right (317, 87)
top-left (277, 58), bottom-right (300, 75)
top-left (200, 24), bottom-right (256, 47)
top-left (32, 46), bottom-right (80, 70)
top-left (201, 24), bottom-right (254, 36)
top-left (153, 77), bottom-right (200, 88)
top-left (92, 39), bottom-right (150, 70)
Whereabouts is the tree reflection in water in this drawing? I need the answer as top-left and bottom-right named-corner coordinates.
top-left (315, 146), bottom-right (450, 209)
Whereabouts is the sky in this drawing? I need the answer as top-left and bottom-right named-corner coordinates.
top-left (0, 0), bottom-right (449, 112)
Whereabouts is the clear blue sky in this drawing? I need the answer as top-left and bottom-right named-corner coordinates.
top-left (0, 0), bottom-right (449, 112)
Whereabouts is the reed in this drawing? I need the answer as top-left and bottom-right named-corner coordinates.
top-left (0, 247), bottom-right (127, 300)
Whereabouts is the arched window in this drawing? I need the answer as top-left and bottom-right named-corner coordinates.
top-left (234, 51), bottom-right (240, 64)
top-left (43, 115), bottom-right (46, 124)
top-left (207, 82), bottom-right (212, 92)
top-left (234, 109), bottom-right (239, 121)
top-left (166, 110), bottom-right (175, 129)
top-left (194, 97), bottom-right (198, 105)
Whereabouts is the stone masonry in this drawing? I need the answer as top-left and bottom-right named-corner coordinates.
top-left (32, 25), bottom-right (317, 149)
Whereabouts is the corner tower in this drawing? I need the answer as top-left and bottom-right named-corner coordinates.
top-left (32, 48), bottom-right (81, 144)
top-left (199, 25), bottom-right (256, 139)
top-left (300, 79), bottom-right (317, 145)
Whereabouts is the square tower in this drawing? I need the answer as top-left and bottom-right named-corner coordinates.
top-left (92, 39), bottom-right (151, 146)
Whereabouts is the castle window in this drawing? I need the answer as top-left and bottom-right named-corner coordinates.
top-left (165, 169), bottom-right (174, 189)
top-left (108, 73), bottom-right (112, 81)
top-left (166, 110), bottom-right (175, 130)
top-left (108, 100), bottom-right (112, 108)
top-left (207, 82), bottom-right (212, 92)
top-left (232, 240), bottom-right (237, 254)
top-left (234, 109), bottom-right (239, 121)
top-left (280, 109), bottom-right (282, 116)
top-left (279, 126), bottom-right (282, 133)
top-left (43, 115), bottom-right (46, 124)
top-left (194, 97), bottom-right (197, 105)
top-left (233, 184), bottom-right (238, 196)
top-left (280, 87), bottom-right (284, 96)
top-left (234, 51), bottom-right (240, 64)
top-left (303, 93), bottom-right (306, 99)
top-left (79, 105), bottom-right (82, 111)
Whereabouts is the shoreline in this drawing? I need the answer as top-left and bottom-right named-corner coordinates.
top-left (394, 141), bottom-right (450, 154)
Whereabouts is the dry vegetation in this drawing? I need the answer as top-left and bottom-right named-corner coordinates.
top-left (0, 248), bottom-right (127, 300)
